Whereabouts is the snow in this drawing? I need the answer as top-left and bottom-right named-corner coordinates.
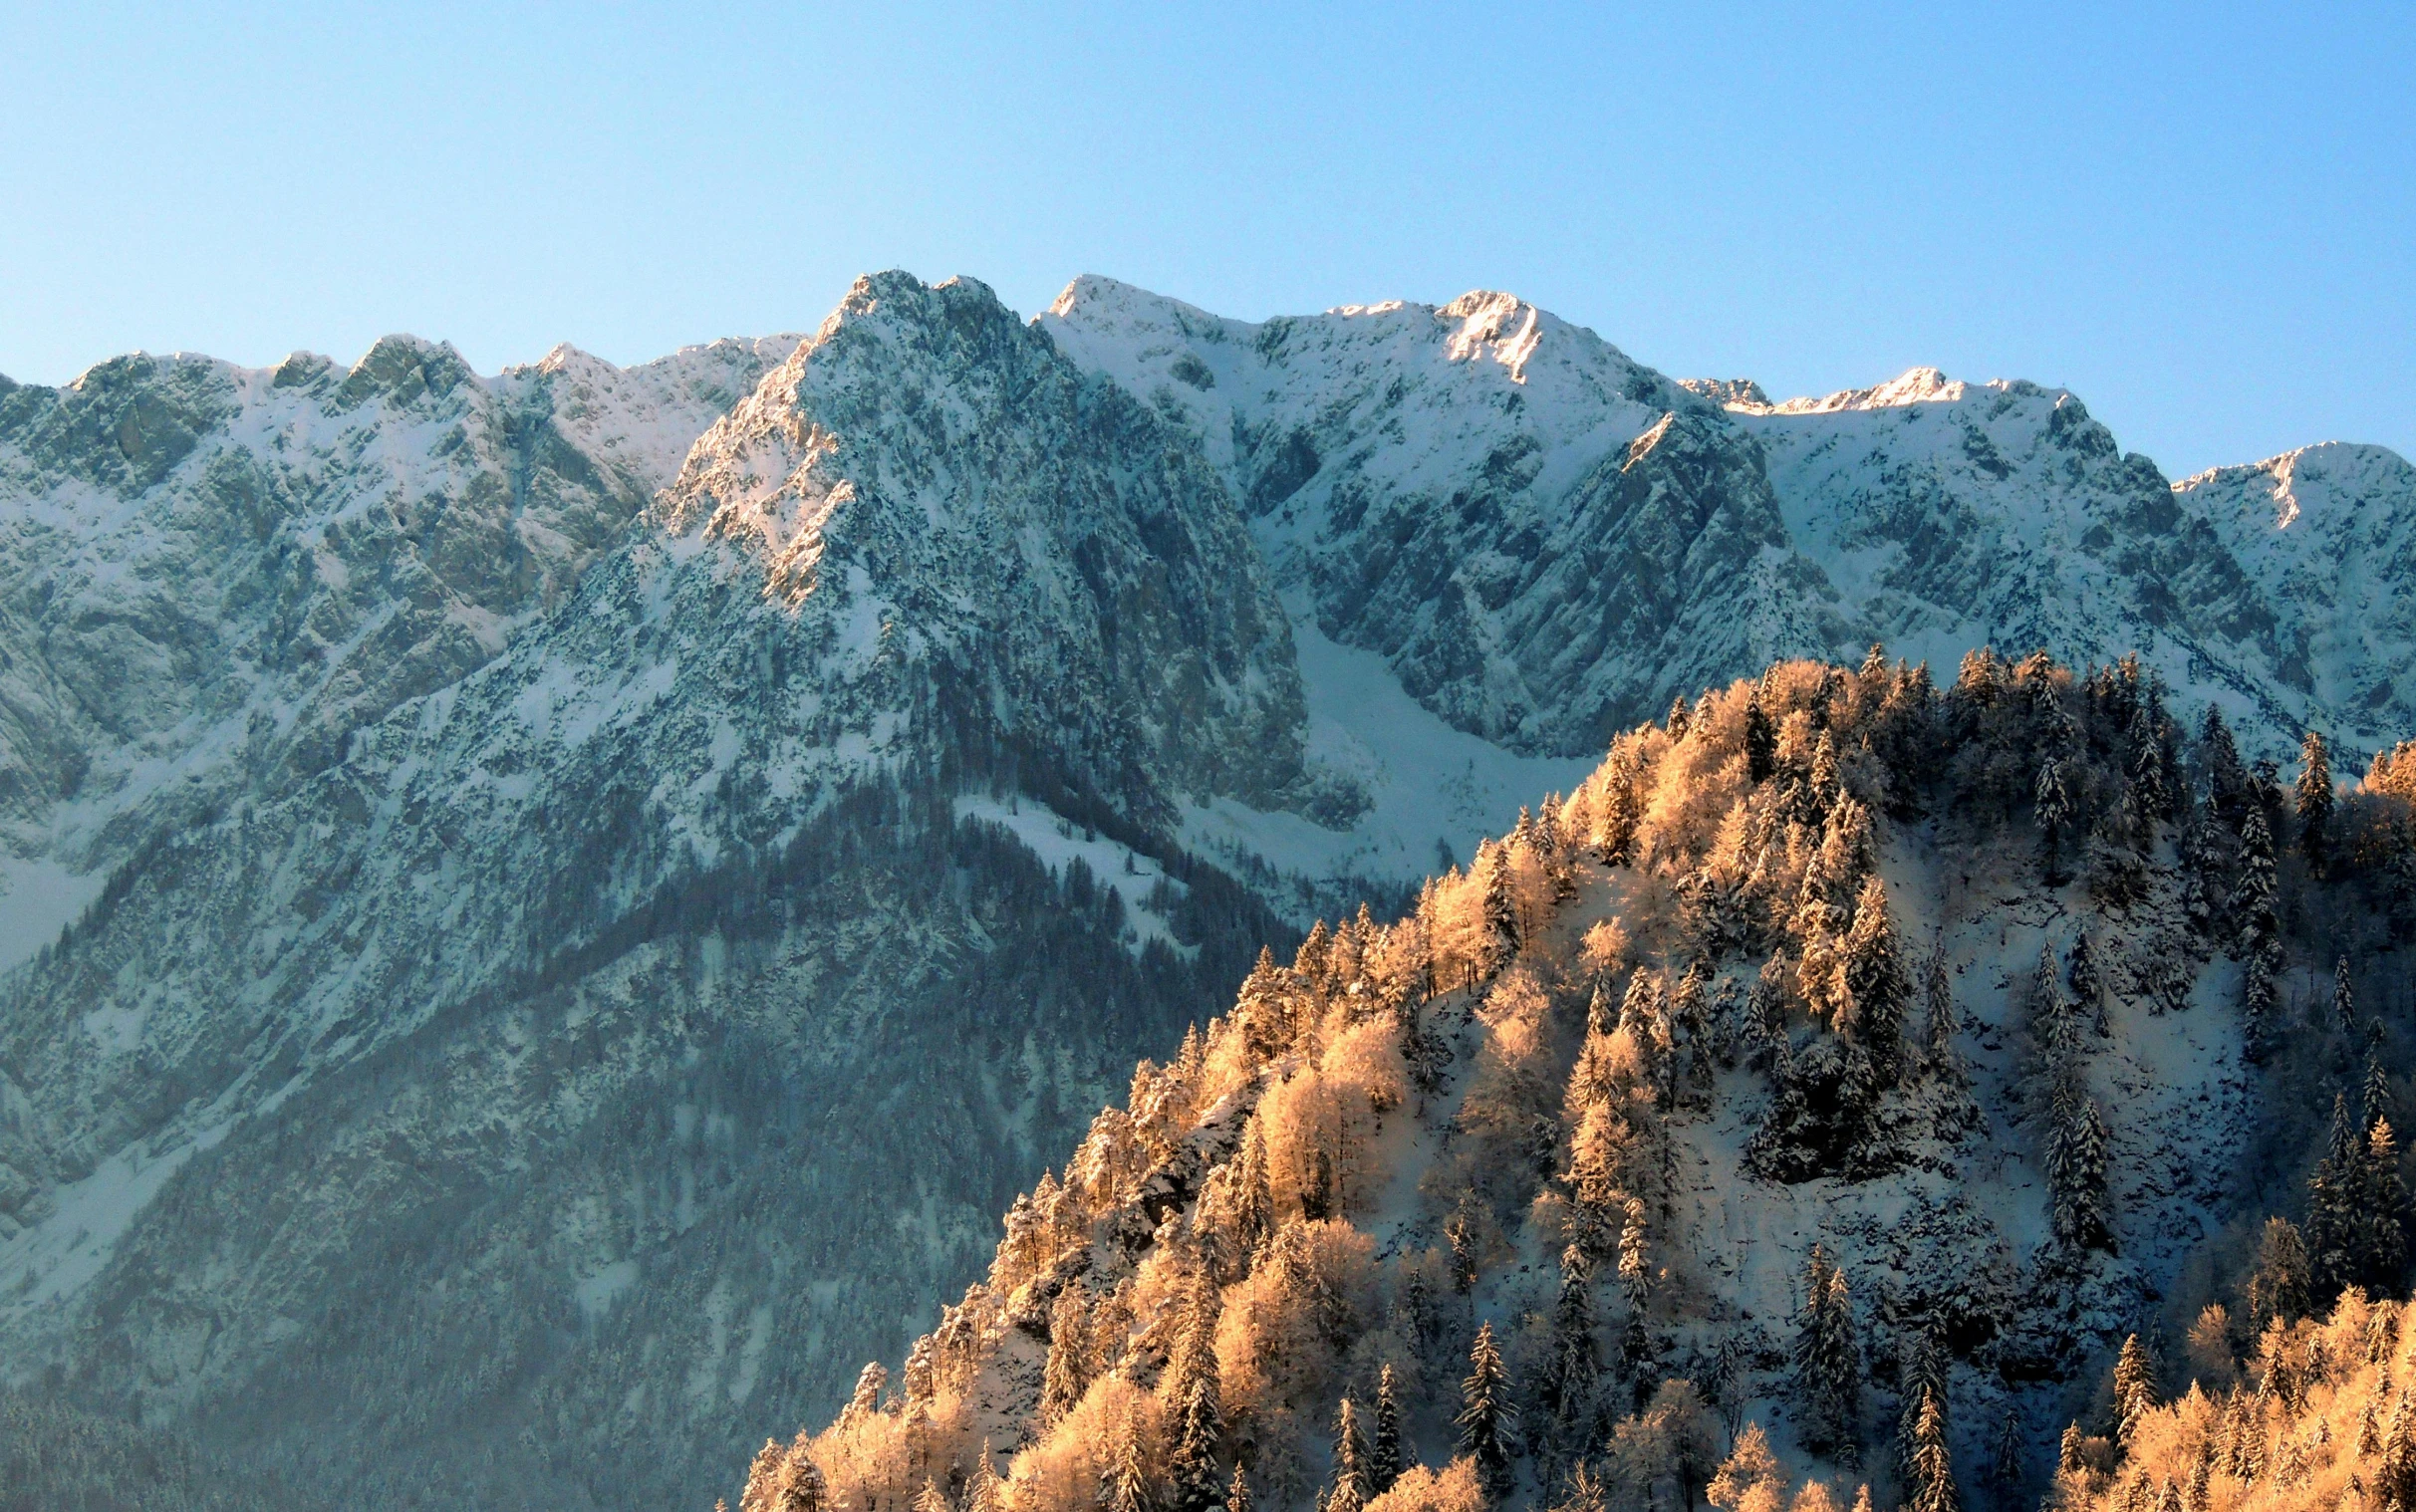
top-left (1180, 607), bottom-right (1594, 894)
top-left (0, 1121), bottom-right (229, 1323)
top-left (953, 796), bottom-right (1196, 956)
top-left (0, 856), bottom-right (104, 972)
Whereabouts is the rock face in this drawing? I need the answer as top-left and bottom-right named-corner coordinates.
top-left (0, 270), bottom-right (2407, 1511)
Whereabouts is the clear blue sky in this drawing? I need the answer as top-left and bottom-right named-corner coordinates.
top-left (3, 2), bottom-right (2409, 477)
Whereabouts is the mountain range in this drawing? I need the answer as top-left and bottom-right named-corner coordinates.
top-left (0, 271), bottom-right (2408, 1510)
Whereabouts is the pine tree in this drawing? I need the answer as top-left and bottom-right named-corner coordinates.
top-left (1459, 1321), bottom-right (1520, 1502)
top-left (2233, 808), bottom-right (2279, 954)
top-left (1895, 1330), bottom-right (1946, 1493)
top-left (2241, 944), bottom-right (2278, 1064)
top-left (1371, 1364), bottom-right (1405, 1496)
top-left (2035, 749), bottom-right (2077, 887)
top-left (2298, 731), bottom-right (2334, 874)
top-left (1907, 1390), bottom-right (1960, 1512)
top-left (1617, 1199), bottom-right (1653, 1385)
top-left (1169, 1296), bottom-right (1226, 1512)
top-left (2111, 1335), bottom-right (2157, 1444)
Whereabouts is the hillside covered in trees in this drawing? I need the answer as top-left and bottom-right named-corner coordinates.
top-left (734, 649), bottom-right (2416, 1512)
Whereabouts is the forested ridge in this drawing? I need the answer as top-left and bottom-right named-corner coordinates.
top-left (735, 649), bottom-right (2416, 1512)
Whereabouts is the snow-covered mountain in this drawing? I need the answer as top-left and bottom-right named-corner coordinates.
top-left (0, 270), bottom-right (2406, 1512)
top-left (1042, 278), bottom-right (2412, 766)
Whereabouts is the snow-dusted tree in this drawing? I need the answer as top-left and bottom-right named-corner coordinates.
top-left (2297, 731), bottom-right (2334, 874)
top-left (2035, 747), bottom-right (2078, 887)
top-left (1989, 1403), bottom-right (2024, 1505)
top-left (1907, 1391), bottom-right (1959, 1512)
top-left (2240, 945), bottom-right (2278, 1064)
top-left (1102, 1409), bottom-right (1156, 1512)
top-left (2232, 809), bottom-right (2279, 955)
top-left (1039, 1288), bottom-right (1093, 1427)
top-left (1595, 747), bottom-right (1645, 869)
top-left (1792, 1247), bottom-right (1860, 1457)
top-left (842, 1362), bottom-right (888, 1426)
top-left (1539, 1246), bottom-right (1601, 1464)
top-left (1232, 1118), bottom-right (1274, 1260)
top-left (2110, 1336), bottom-right (2156, 1444)
top-left (1168, 1286), bottom-right (1225, 1512)
top-left (2067, 932), bottom-right (2106, 1038)
top-left (2245, 1216), bottom-right (2310, 1332)
top-left (2333, 957), bottom-right (2358, 1039)
top-left (1922, 947), bottom-right (1968, 1089)
top-left (1329, 1398), bottom-right (1371, 1512)
top-left (1476, 840), bottom-right (1519, 979)
top-left (2366, 1045), bottom-right (2395, 1133)
top-left (2362, 1119), bottom-right (2410, 1292)
top-left (965, 1445), bottom-right (1002, 1512)
top-left (1371, 1365), bottom-right (1405, 1496)
top-left (780, 1453), bottom-right (830, 1512)
top-left (1617, 1198), bottom-right (1654, 1387)
top-left (2308, 1093), bottom-right (2362, 1301)
top-left (1669, 691), bottom-right (1694, 740)
top-left (1225, 1464), bottom-right (1251, 1512)
top-left (1837, 876), bottom-right (1910, 1082)
top-left (2046, 1080), bottom-right (2113, 1254)
top-left (1458, 1321), bottom-right (1520, 1502)
top-left (913, 1479), bottom-right (950, 1512)
top-left (1894, 1330), bottom-right (1946, 1491)
top-left (1745, 684), bottom-right (1778, 784)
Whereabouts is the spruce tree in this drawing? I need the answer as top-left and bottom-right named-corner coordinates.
top-left (2111, 1335), bottom-right (2157, 1444)
top-left (2035, 751), bottom-right (2076, 887)
top-left (844, 1362), bottom-right (888, 1424)
top-left (1617, 1200), bottom-right (1653, 1386)
top-left (965, 1445), bottom-right (1002, 1512)
top-left (1169, 1316), bottom-right (1226, 1512)
top-left (1371, 1365), bottom-right (1405, 1496)
top-left (1923, 946), bottom-right (1968, 1089)
top-left (1907, 1390), bottom-right (1960, 1512)
top-left (1597, 750), bottom-right (1644, 868)
top-left (2047, 1082), bottom-right (2113, 1253)
top-left (1103, 1412), bottom-right (1155, 1512)
top-left (781, 1455), bottom-right (830, 1512)
top-left (2298, 731), bottom-right (2334, 874)
top-left (1458, 1321), bottom-right (1520, 1502)
top-left (1477, 840), bottom-right (1519, 978)
top-left (1668, 692), bottom-right (1693, 739)
top-left (1540, 1246), bottom-right (1601, 1460)
top-left (2334, 957), bottom-right (2359, 1039)
top-left (1225, 1465), bottom-right (1251, 1512)
top-left (1328, 1398), bottom-right (1369, 1512)
top-left (1746, 688), bottom-right (1778, 784)
top-left (1838, 876), bottom-right (1909, 1082)
top-left (2309, 1094), bottom-right (2362, 1301)
top-left (914, 1480), bottom-right (951, 1512)
top-left (1792, 1246), bottom-right (1860, 1456)
top-left (2233, 808), bottom-right (2279, 953)
top-left (1895, 1330), bottom-right (1946, 1493)
top-left (2245, 1217), bottom-right (2310, 1331)
top-left (1232, 1119), bottom-right (1274, 1260)
top-left (2241, 945), bottom-right (2278, 1064)
top-left (2363, 1120), bottom-right (2410, 1293)
top-left (1039, 1289), bottom-right (1092, 1426)
top-left (2368, 1045), bottom-right (2396, 1134)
